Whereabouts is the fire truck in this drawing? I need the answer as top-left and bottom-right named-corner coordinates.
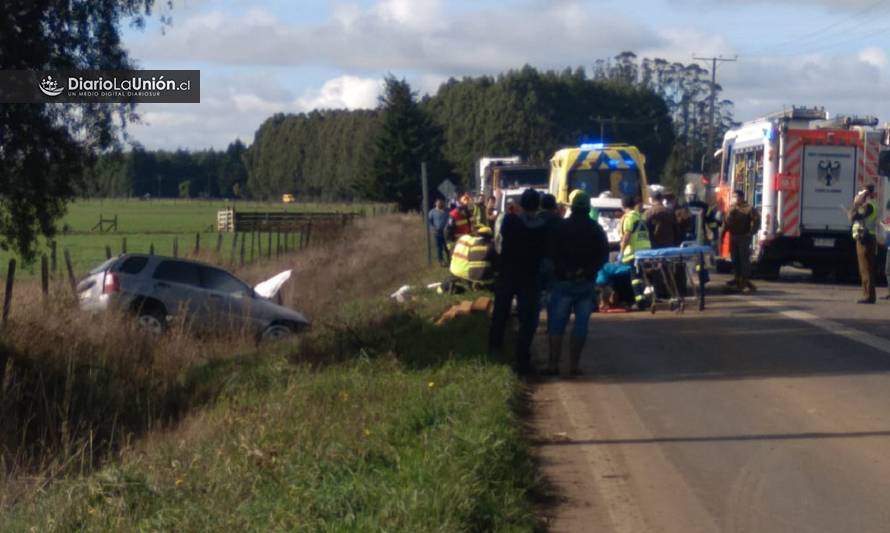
top-left (716, 107), bottom-right (890, 280)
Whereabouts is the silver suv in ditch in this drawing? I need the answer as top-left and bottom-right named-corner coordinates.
top-left (78, 254), bottom-right (310, 341)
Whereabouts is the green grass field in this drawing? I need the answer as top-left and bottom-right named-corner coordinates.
top-left (1, 199), bottom-right (392, 277)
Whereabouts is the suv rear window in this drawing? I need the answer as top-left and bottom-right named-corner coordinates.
top-left (153, 260), bottom-right (202, 287)
top-left (201, 266), bottom-right (250, 296)
top-left (88, 257), bottom-right (117, 275)
top-left (118, 256), bottom-right (149, 274)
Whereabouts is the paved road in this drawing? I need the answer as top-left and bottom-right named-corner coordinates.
top-left (532, 273), bottom-right (890, 533)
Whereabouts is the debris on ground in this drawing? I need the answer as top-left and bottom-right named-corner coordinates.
top-left (390, 285), bottom-right (412, 303)
top-left (254, 270), bottom-right (293, 302)
top-left (434, 297), bottom-right (493, 326)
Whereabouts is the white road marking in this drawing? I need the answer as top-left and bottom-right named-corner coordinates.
top-left (748, 299), bottom-right (890, 355)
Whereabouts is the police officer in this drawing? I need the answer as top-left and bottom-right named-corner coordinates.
top-left (725, 190), bottom-right (759, 293)
top-left (850, 184), bottom-right (878, 304)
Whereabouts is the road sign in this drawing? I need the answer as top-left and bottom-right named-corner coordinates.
top-left (437, 179), bottom-right (456, 199)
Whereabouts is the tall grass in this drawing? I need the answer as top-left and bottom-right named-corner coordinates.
top-left (1, 214), bottom-right (540, 531)
top-left (0, 214), bottom-right (423, 503)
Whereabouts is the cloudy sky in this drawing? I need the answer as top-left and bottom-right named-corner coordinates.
top-left (122, 0), bottom-right (890, 150)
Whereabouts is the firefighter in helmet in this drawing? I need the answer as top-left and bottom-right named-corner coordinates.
top-left (448, 225), bottom-right (496, 291)
top-left (448, 194), bottom-right (474, 245)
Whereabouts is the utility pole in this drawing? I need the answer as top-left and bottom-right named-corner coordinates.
top-left (693, 55), bottom-right (737, 172)
top-left (421, 162), bottom-right (431, 266)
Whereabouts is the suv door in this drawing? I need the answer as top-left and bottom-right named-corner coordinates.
top-left (151, 260), bottom-right (209, 330)
top-left (199, 265), bottom-right (258, 333)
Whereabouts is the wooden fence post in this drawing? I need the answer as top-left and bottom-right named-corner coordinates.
top-left (64, 250), bottom-right (76, 293)
top-left (105, 245), bottom-right (112, 260)
top-left (239, 233), bottom-right (246, 267)
top-left (173, 237), bottom-right (179, 258)
top-left (50, 240), bottom-right (57, 275)
top-left (267, 231), bottom-right (272, 259)
top-left (40, 255), bottom-right (49, 301)
top-left (216, 233), bottom-right (224, 254)
top-left (149, 243), bottom-right (155, 255)
top-left (305, 221), bottom-right (313, 248)
top-left (283, 232), bottom-right (289, 254)
top-left (250, 231), bottom-right (256, 262)
top-left (194, 232), bottom-right (201, 255)
top-left (122, 237), bottom-right (127, 254)
top-left (3, 259), bottom-right (16, 325)
top-left (0, 259), bottom-right (14, 385)
top-left (230, 232), bottom-right (239, 264)
top-left (276, 232), bottom-right (281, 258)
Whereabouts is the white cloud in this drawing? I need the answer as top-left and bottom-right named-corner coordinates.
top-left (296, 76), bottom-right (383, 111)
top-left (640, 29), bottom-right (735, 64)
top-left (721, 52), bottom-right (889, 123)
top-left (374, 0), bottom-right (442, 29)
top-left (139, 111), bottom-right (199, 128)
top-left (128, 0), bottom-right (661, 74)
top-left (858, 47), bottom-right (888, 70)
top-left (123, 0), bottom-right (890, 150)
top-left (127, 74), bottom-right (384, 150)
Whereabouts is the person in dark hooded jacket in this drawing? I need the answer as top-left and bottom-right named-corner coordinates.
top-left (488, 188), bottom-right (548, 375)
top-left (545, 190), bottom-right (609, 376)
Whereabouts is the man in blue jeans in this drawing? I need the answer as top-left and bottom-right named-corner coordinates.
top-left (428, 198), bottom-right (450, 266)
top-left (545, 190), bottom-right (610, 377)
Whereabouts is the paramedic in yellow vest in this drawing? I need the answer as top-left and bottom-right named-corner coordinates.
top-left (850, 184), bottom-right (878, 304)
top-left (619, 195), bottom-right (651, 309)
top-left (449, 226), bottom-right (495, 286)
top-left (619, 195), bottom-right (651, 263)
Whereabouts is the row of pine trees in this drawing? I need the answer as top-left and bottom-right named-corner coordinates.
top-left (83, 54), bottom-right (737, 211)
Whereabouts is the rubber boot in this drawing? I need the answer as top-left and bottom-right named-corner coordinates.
top-left (568, 336), bottom-right (586, 377)
top-left (544, 335), bottom-right (563, 376)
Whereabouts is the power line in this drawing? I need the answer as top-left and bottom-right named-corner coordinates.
top-left (771, 20), bottom-right (890, 57)
top-left (747, 0), bottom-right (890, 55)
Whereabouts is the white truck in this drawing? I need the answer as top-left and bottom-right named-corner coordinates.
top-left (716, 106), bottom-right (890, 280)
top-left (477, 156), bottom-right (521, 196)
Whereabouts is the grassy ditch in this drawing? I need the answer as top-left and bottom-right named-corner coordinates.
top-left (4, 301), bottom-right (538, 532)
top-left (1, 214), bottom-right (540, 531)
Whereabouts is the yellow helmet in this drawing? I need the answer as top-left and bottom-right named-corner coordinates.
top-left (569, 189), bottom-right (589, 209)
top-left (476, 225), bottom-right (493, 237)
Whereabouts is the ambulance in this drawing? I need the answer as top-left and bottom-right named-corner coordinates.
top-left (716, 106), bottom-right (890, 280)
top-left (549, 143), bottom-right (651, 248)
top-left (549, 143), bottom-right (650, 205)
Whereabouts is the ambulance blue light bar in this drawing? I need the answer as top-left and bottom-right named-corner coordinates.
top-left (580, 143), bottom-right (605, 150)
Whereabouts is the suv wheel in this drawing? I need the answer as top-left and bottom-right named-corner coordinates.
top-left (136, 308), bottom-right (165, 335)
top-left (260, 323), bottom-right (295, 342)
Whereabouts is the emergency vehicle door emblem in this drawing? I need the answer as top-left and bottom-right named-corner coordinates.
top-left (818, 160), bottom-right (841, 187)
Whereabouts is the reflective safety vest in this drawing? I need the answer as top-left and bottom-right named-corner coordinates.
top-left (450, 208), bottom-right (472, 237)
top-left (620, 210), bottom-right (651, 263)
top-left (852, 200), bottom-right (878, 240)
top-left (450, 235), bottom-right (493, 282)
